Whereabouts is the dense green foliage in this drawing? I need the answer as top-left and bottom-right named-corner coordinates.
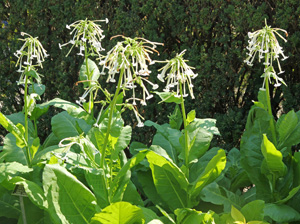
top-left (1, 0), bottom-right (300, 148)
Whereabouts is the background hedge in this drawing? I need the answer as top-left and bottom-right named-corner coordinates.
top-left (1, 0), bottom-right (300, 150)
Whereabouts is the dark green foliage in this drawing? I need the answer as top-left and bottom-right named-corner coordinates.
top-left (1, 0), bottom-right (300, 148)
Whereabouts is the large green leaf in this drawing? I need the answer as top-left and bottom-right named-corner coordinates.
top-left (277, 110), bottom-right (300, 149)
top-left (240, 104), bottom-right (273, 201)
top-left (184, 126), bottom-right (213, 164)
top-left (0, 162), bottom-right (32, 184)
top-left (122, 180), bottom-right (144, 207)
top-left (190, 149), bottom-right (226, 201)
top-left (200, 182), bottom-right (245, 212)
top-left (79, 58), bottom-right (101, 88)
top-left (0, 112), bottom-right (26, 148)
top-left (111, 125), bottom-right (132, 161)
top-left (109, 152), bottom-right (147, 203)
top-left (90, 202), bottom-right (145, 224)
top-left (32, 98), bottom-right (93, 123)
top-left (145, 121), bottom-right (182, 163)
top-left (146, 151), bottom-right (189, 211)
top-left (9, 176), bottom-right (47, 210)
top-left (84, 168), bottom-right (109, 209)
top-left (175, 208), bottom-right (215, 224)
top-left (0, 190), bottom-right (20, 219)
top-left (51, 111), bottom-right (91, 140)
top-left (0, 134), bottom-right (27, 164)
top-left (240, 200), bottom-right (265, 221)
top-left (261, 134), bottom-right (287, 180)
top-left (43, 164), bottom-right (97, 224)
top-left (264, 203), bottom-right (300, 223)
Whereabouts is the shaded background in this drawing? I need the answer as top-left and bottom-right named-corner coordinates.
top-left (1, 0), bottom-right (300, 150)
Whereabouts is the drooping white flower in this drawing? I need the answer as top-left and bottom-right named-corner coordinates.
top-left (59, 19), bottom-right (107, 57)
top-left (100, 36), bottom-right (162, 105)
top-left (14, 32), bottom-right (48, 72)
top-left (156, 50), bottom-right (197, 99)
top-left (244, 19), bottom-right (288, 88)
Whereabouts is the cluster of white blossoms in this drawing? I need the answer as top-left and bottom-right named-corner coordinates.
top-left (99, 36), bottom-right (162, 127)
top-left (99, 36), bottom-right (161, 105)
top-left (244, 20), bottom-right (288, 89)
top-left (157, 50), bottom-right (198, 99)
top-left (59, 18), bottom-right (108, 57)
top-left (14, 32), bottom-right (49, 73)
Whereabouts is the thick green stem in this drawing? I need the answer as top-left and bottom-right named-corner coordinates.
top-left (265, 80), bottom-right (277, 146)
top-left (85, 46), bottom-right (94, 116)
top-left (100, 69), bottom-right (123, 169)
top-left (179, 82), bottom-right (189, 179)
top-left (264, 54), bottom-right (277, 146)
top-left (24, 72), bottom-right (31, 167)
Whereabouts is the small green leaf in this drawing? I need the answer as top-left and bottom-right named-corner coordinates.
top-left (231, 205), bottom-right (246, 223)
top-left (155, 91), bottom-right (182, 104)
top-left (186, 110), bottom-right (196, 124)
top-left (28, 83), bottom-right (45, 96)
top-left (241, 200), bottom-right (265, 221)
top-left (79, 58), bottom-right (101, 88)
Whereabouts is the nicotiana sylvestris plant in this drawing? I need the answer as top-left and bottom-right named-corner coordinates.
top-left (1, 32), bottom-right (49, 167)
top-left (129, 49), bottom-right (226, 217)
top-left (235, 20), bottom-right (300, 223)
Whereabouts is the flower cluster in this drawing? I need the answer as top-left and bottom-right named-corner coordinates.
top-left (156, 50), bottom-right (198, 99)
top-left (99, 36), bottom-right (161, 105)
top-left (59, 18), bottom-right (108, 57)
top-left (99, 36), bottom-right (162, 127)
top-left (14, 32), bottom-right (48, 73)
top-left (244, 20), bottom-right (288, 89)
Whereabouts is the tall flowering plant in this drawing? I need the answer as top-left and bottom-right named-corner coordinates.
top-left (13, 32), bottom-right (48, 166)
top-left (244, 19), bottom-right (288, 145)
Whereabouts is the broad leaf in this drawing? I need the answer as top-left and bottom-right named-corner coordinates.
top-left (190, 149), bottom-right (226, 201)
top-left (0, 190), bottom-right (20, 219)
top-left (84, 168), bottom-right (109, 209)
top-left (112, 125), bottom-right (132, 161)
top-left (51, 111), bottom-right (91, 140)
top-left (0, 112), bottom-right (26, 148)
top-left (175, 208), bottom-right (215, 224)
top-left (79, 58), bottom-right (101, 88)
top-left (90, 202), bottom-right (144, 224)
top-left (277, 110), bottom-right (300, 149)
top-left (43, 164), bottom-right (97, 224)
top-left (1, 133), bottom-right (26, 164)
top-left (231, 206), bottom-right (246, 223)
top-left (0, 162), bottom-right (32, 184)
top-left (9, 176), bottom-right (47, 210)
top-left (146, 151), bottom-right (189, 211)
top-left (264, 203), bottom-right (300, 223)
top-left (32, 98), bottom-right (93, 123)
top-left (110, 152), bottom-right (147, 203)
top-left (261, 134), bottom-right (287, 180)
top-left (200, 182), bottom-right (245, 212)
top-left (241, 200), bottom-right (265, 221)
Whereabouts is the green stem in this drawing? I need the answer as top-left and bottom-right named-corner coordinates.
top-left (24, 71), bottom-right (31, 167)
top-left (265, 80), bottom-right (277, 146)
top-left (85, 45), bottom-right (94, 116)
top-left (264, 54), bottom-right (277, 146)
top-left (179, 82), bottom-right (189, 179)
top-left (100, 69), bottom-right (124, 169)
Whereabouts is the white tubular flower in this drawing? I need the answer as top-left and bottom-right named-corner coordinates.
top-left (60, 18), bottom-right (107, 57)
top-left (14, 32), bottom-right (48, 72)
top-left (156, 50), bottom-right (198, 99)
top-left (100, 36), bottom-right (162, 105)
top-left (244, 19), bottom-right (288, 88)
